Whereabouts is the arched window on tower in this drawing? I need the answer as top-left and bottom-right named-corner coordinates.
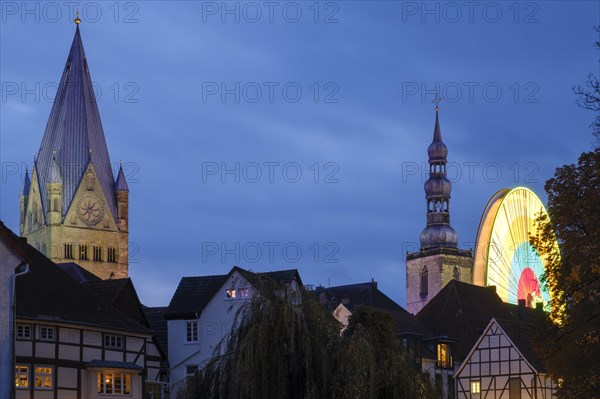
top-left (420, 266), bottom-right (428, 297)
top-left (453, 266), bottom-right (461, 281)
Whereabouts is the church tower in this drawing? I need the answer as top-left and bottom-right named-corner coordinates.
top-left (405, 106), bottom-right (472, 314)
top-left (19, 20), bottom-right (129, 279)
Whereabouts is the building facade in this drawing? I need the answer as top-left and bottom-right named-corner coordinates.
top-left (406, 109), bottom-right (472, 314)
top-left (166, 266), bottom-right (301, 394)
top-left (1, 221), bottom-right (165, 399)
top-left (20, 21), bottom-right (129, 280)
top-left (455, 318), bottom-right (556, 399)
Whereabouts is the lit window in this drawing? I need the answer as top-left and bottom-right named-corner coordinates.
top-left (186, 320), bottom-right (199, 343)
top-left (15, 365), bottom-right (29, 388)
top-left (186, 365), bottom-right (198, 377)
top-left (104, 334), bottom-right (123, 349)
top-left (471, 380), bottom-right (481, 394)
top-left (437, 343), bottom-right (452, 369)
top-left (34, 366), bottom-right (53, 389)
top-left (226, 289), bottom-right (236, 298)
top-left (238, 288), bottom-right (250, 298)
top-left (64, 243), bottom-right (74, 259)
top-left (16, 324), bottom-right (32, 340)
top-left (97, 372), bottom-right (131, 395)
top-left (39, 326), bottom-right (55, 341)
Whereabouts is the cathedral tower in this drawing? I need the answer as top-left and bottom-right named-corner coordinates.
top-left (405, 106), bottom-right (472, 314)
top-left (20, 21), bottom-right (128, 279)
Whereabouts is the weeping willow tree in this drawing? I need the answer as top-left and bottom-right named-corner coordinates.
top-left (178, 280), bottom-right (440, 399)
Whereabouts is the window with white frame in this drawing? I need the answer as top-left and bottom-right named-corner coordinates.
top-left (15, 365), bottom-right (29, 388)
top-left (34, 366), bottom-right (53, 389)
top-left (104, 334), bottom-right (123, 349)
top-left (471, 380), bottom-right (481, 394)
top-left (226, 288), bottom-right (236, 298)
top-left (16, 324), bottom-right (32, 340)
top-left (186, 320), bottom-right (199, 343)
top-left (238, 288), bottom-right (250, 298)
top-left (39, 326), bottom-right (55, 341)
top-left (97, 372), bottom-right (131, 395)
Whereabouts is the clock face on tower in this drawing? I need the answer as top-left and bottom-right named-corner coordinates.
top-left (78, 195), bottom-right (104, 226)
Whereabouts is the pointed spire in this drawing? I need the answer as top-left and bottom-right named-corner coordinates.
top-left (34, 23), bottom-right (117, 220)
top-left (114, 161), bottom-right (129, 192)
top-left (22, 168), bottom-right (31, 196)
top-left (419, 107), bottom-right (457, 250)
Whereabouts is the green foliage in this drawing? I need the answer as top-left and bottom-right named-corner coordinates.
top-left (532, 150), bottom-right (600, 398)
top-left (178, 286), bottom-right (440, 399)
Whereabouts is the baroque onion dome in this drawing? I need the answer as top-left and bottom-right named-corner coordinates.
top-left (419, 109), bottom-right (458, 250)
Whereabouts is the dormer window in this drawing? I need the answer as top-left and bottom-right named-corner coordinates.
top-left (437, 343), bottom-right (452, 369)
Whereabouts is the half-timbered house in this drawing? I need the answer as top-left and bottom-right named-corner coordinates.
top-left (455, 318), bottom-right (556, 399)
top-left (0, 221), bottom-right (166, 399)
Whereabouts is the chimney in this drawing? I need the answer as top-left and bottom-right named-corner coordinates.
top-left (518, 299), bottom-right (526, 320)
top-left (535, 302), bottom-right (543, 312)
top-left (371, 277), bottom-right (377, 288)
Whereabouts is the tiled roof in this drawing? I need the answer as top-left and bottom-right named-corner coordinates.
top-left (84, 278), bottom-right (131, 303)
top-left (0, 222), bottom-right (149, 335)
top-left (166, 266), bottom-right (301, 320)
top-left (57, 262), bottom-right (101, 283)
top-left (417, 280), bottom-right (523, 361)
top-left (166, 274), bottom-right (228, 320)
top-left (144, 306), bottom-right (169, 358)
top-left (495, 318), bottom-right (546, 372)
top-left (34, 26), bottom-right (117, 220)
top-left (315, 282), bottom-right (429, 336)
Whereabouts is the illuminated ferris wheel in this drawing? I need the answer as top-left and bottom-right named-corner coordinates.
top-left (473, 187), bottom-right (554, 310)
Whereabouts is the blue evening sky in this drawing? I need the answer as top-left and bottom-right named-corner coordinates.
top-left (1, 1), bottom-right (598, 307)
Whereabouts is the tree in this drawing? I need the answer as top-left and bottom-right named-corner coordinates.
top-left (572, 26), bottom-right (600, 142)
top-left (178, 283), bottom-right (440, 399)
top-left (531, 26), bottom-right (600, 398)
top-left (532, 150), bottom-right (600, 398)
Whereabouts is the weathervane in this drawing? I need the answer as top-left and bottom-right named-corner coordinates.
top-left (433, 96), bottom-right (444, 112)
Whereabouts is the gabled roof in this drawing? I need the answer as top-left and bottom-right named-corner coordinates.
top-left (456, 318), bottom-right (546, 377)
top-left (166, 274), bottom-right (228, 320)
top-left (0, 221), bottom-right (149, 335)
top-left (315, 282), bottom-right (429, 337)
top-left (417, 280), bottom-right (516, 360)
top-left (165, 266), bottom-right (301, 320)
top-left (495, 318), bottom-right (545, 372)
top-left (35, 25), bottom-right (116, 220)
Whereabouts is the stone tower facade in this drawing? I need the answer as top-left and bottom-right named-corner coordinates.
top-left (406, 109), bottom-right (472, 314)
top-left (20, 24), bottom-right (129, 280)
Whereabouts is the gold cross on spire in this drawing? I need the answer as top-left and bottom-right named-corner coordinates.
top-left (74, 10), bottom-right (81, 25)
top-left (433, 96), bottom-right (444, 112)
